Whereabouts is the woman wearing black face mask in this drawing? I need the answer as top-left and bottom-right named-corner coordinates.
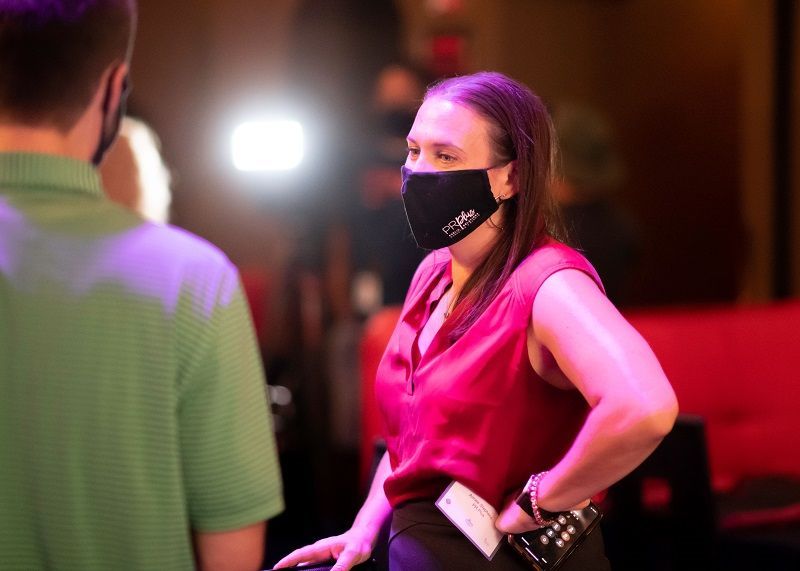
top-left (275, 72), bottom-right (677, 571)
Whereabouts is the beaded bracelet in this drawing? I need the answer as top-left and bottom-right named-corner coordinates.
top-left (525, 471), bottom-right (557, 526)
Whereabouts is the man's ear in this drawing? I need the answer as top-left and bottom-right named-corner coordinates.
top-left (105, 62), bottom-right (130, 114)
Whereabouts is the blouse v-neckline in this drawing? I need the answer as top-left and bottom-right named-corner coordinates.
top-left (410, 262), bottom-right (453, 372)
top-left (417, 282), bottom-right (453, 358)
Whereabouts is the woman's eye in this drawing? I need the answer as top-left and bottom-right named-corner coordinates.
top-left (407, 148), bottom-right (420, 158)
top-left (438, 153), bottom-right (455, 163)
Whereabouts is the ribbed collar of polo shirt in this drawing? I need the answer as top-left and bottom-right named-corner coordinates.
top-left (0, 152), bottom-right (104, 198)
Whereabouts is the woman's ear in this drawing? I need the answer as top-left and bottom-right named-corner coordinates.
top-left (503, 160), bottom-right (519, 197)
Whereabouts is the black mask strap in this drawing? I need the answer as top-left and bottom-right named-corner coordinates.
top-left (91, 72), bottom-right (130, 166)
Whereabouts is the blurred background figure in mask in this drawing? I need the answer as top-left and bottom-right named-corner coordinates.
top-left (324, 63), bottom-right (428, 455)
top-left (552, 103), bottom-right (640, 305)
top-left (100, 116), bottom-right (172, 223)
top-left (350, 62), bottom-right (429, 312)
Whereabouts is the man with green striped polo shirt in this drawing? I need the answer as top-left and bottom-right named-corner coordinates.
top-left (0, 2), bottom-right (284, 569)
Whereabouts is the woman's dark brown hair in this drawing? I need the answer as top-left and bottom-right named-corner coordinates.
top-left (425, 71), bottom-right (565, 340)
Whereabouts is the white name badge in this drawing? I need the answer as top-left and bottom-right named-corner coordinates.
top-left (435, 481), bottom-right (505, 560)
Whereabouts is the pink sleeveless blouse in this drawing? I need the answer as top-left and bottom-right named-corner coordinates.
top-left (375, 241), bottom-right (604, 510)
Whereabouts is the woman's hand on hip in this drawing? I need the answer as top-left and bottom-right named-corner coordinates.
top-left (495, 498), bottom-right (591, 534)
top-left (272, 527), bottom-right (375, 571)
top-left (495, 501), bottom-right (539, 534)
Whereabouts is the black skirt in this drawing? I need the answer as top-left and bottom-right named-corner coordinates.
top-left (387, 501), bottom-right (611, 571)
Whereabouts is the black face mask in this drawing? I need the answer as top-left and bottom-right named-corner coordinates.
top-left (400, 165), bottom-right (502, 250)
top-left (91, 74), bottom-right (130, 166)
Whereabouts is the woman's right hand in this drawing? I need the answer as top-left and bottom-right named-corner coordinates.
top-left (275, 451), bottom-right (393, 570)
top-left (272, 526), bottom-right (375, 571)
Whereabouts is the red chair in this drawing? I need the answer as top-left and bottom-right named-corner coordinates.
top-left (238, 265), bottom-right (273, 348)
top-left (359, 306), bottom-right (402, 490)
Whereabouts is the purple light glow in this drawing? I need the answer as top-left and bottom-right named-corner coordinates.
top-left (2, 198), bottom-right (236, 319)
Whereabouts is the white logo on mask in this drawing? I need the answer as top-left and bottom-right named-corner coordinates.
top-left (442, 209), bottom-right (480, 238)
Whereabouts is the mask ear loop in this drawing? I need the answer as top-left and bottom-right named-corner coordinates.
top-left (488, 194), bottom-right (507, 231)
top-left (489, 159), bottom-right (514, 230)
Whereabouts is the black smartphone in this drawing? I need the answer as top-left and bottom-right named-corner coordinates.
top-left (507, 502), bottom-right (602, 571)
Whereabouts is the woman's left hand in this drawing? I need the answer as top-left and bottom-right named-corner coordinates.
top-left (495, 498), bottom-right (591, 534)
top-left (494, 501), bottom-right (539, 534)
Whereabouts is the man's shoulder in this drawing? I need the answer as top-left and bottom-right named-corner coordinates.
top-left (134, 221), bottom-right (235, 275)
top-left (122, 222), bottom-right (244, 317)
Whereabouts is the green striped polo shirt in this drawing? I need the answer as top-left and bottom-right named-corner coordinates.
top-left (0, 152), bottom-right (284, 570)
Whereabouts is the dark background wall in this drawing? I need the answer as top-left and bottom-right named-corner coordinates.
top-left (499, 0), bottom-right (746, 304)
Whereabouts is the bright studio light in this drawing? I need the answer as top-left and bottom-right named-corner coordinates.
top-left (231, 120), bottom-right (304, 171)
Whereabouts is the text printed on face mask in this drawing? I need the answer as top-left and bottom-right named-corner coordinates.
top-left (442, 209), bottom-right (480, 238)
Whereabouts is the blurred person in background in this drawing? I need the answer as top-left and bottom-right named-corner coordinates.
top-left (275, 72), bottom-right (676, 570)
top-left (324, 63), bottom-right (428, 454)
top-left (0, 1), bottom-right (283, 569)
top-left (552, 103), bottom-right (640, 305)
top-left (349, 63), bottom-right (429, 311)
top-left (99, 115), bottom-right (172, 223)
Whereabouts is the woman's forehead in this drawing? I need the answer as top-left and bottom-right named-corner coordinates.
top-left (408, 97), bottom-right (491, 147)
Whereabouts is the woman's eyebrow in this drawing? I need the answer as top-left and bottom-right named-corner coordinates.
top-left (406, 137), bottom-right (465, 152)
